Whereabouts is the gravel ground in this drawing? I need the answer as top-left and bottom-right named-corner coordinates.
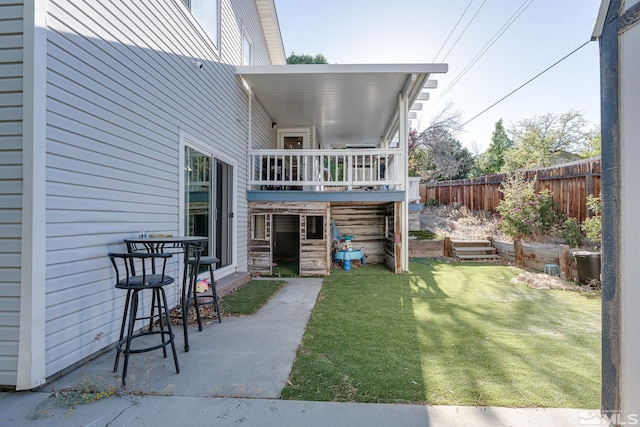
top-left (419, 205), bottom-right (505, 241)
top-left (419, 205), bottom-right (566, 247)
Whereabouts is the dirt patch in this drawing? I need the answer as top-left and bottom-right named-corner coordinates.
top-left (511, 272), bottom-right (600, 292)
top-left (511, 272), bottom-right (578, 290)
top-left (420, 205), bottom-right (504, 241)
top-left (420, 204), bottom-right (566, 245)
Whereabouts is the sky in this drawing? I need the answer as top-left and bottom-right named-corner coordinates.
top-left (273, 0), bottom-right (602, 152)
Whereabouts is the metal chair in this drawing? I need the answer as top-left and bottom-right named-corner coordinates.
top-left (108, 252), bottom-right (180, 387)
top-left (187, 256), bottom-right (222, 331)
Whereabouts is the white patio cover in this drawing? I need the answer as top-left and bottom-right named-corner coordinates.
top-left (236, 63), bottom-right (448, 148)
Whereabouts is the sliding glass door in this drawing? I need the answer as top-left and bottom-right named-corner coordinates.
top-left (214, 160), bottom-right (233, 267)
top-left (184, 145), bottom-right (234, 268)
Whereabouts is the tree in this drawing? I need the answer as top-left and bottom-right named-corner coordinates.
top-left (286, 52), bottom-right (328, 64)
top-left (579, 127), bottom-right (601, 158)
top-left (408, 103), bottom-right (472, 181)
top-left (478, 119), bottom-right (513, 175)
top-left (503, 110), bottom-right (597, 171)
top-left (467, 141), bottom-right (485, 178)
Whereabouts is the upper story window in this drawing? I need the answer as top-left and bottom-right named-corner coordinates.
top-left (182, 0), bottom-right (220, 47)
top-left (242, 30), bottom-right (253, 65)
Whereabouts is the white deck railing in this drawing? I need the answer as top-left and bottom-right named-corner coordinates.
top-left (248, 149), bottom-right (404, 191)
top-left (408, 177), bottom-right (421, 203)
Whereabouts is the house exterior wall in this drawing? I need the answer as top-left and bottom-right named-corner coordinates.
top-left (597, 0), bottom-right (640, 418)
top-left (619, 11), bottom-right (640, 418)
top-left (0, 1), bottom-right (25, 387)
top-left (0, 0), bottom-right (278, 388)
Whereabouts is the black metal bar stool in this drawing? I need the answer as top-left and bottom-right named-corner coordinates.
top-left (187, 256), bottom-right (222, 331)
top-left (108, 252), bottom-right (180, 387)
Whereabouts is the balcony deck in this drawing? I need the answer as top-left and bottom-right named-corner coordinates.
top-left (247, 188), bottom-right (405, 202)
top-left (248, 148), bottom-right (418, 202)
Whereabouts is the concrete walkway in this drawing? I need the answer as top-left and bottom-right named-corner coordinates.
top-left (0, 278), bottom-right (595, 426)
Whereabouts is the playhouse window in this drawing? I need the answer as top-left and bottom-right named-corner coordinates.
top-left (306, 216), bottom-right (324, 240)
top-left (253, 214), bottom-right (267, 240)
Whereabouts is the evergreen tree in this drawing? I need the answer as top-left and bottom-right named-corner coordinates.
top-left (479, 119), bottom-right (513, 174)
top-left (286, 52), bottom-right (328, 64)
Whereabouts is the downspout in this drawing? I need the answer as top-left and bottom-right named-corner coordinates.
top-left (246, 87), bottom-right (253, 187)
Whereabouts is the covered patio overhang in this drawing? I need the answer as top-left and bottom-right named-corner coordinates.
top-left (237, 63), bottom-right (448, 273)
top-left (235, 63), bottom-right (448, 148)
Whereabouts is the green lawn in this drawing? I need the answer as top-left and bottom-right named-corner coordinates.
top-left (281, 261), bottom-right (601, 407)
top-left (219, 279), bottom-right (286, 315)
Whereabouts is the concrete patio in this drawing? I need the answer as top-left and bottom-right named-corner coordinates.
top-left (0, 278), bottom-right (594, 426)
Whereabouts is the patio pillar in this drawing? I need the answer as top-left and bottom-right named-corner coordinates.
top-left (398, 93), bottom-right (409, 272)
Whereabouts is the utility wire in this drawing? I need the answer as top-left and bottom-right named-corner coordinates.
top-left (438, 0), bottom-right (535, 100)
top-left (457, 40), bottom-right (592, 129)
top-left (432, 0), bottom-right (475, 63)
top-left (440, 0), bottom-right (488, 62)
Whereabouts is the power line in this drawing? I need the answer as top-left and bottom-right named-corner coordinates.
top-left (438, 0), bottom-right (535, 100)
top-left (432, 0), bottom-right (476, 63)
top-left (457, 40), bottom-right (592, 130)
top-left (440, 0), bottom-right (488, 62)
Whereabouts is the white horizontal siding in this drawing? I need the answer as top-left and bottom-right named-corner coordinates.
top-left (42, 0), bottom-right (273, 378)
top-left (0, 0), bottom-right (24, 386)
top-left (0, 0), bottom-right (23, 387)
top-left (223, 0), bottom-right (279, 270)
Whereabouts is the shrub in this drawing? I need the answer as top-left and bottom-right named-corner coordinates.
top-left (496, 173), bottom-right (562, 240)
top-left (561, 217), bottom-right (584, 248)
top-left (582, 193), bottom-right (601, 249)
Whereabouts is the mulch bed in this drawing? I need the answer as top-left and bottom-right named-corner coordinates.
top-left (157, 305), bottom-right (221, 327)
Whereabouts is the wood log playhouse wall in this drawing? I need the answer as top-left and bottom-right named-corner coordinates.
top-left (248, 201), bottom-right (396, 276)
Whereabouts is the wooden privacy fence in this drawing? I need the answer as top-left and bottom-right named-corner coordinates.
top-left (421, 157), bottom-right (601, 223)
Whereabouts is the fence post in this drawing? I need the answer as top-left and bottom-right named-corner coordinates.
top-left (559, 245), bottom-right (571, 279)
top-left (444, 236), bottom-right (452, 257)
top-left (514, 239), bottom-right (524, 267)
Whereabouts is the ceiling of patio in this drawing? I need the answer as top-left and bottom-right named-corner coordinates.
top-left (236, 63), bottom-right (447, 148)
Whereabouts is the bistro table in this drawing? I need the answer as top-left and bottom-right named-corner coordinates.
top-left (124, 235), bottom-right (208, 352)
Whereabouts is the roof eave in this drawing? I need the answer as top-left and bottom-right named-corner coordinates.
top-left (592, 0), bottom-right (612, 40)
top-left (236, 63), bottom-right (449, 76)
top-left (255, 0), bottom-right (287, 65)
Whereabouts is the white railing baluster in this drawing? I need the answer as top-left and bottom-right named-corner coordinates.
top-left (248, 148), bottom-right (403, 190)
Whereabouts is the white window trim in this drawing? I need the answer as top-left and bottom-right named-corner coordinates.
top-left (277, 127), bottom-right (312, 149)
top-left (177, 0), bottom-right (222, 56)
top-left (242, 27), bottom-right (253, 66)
